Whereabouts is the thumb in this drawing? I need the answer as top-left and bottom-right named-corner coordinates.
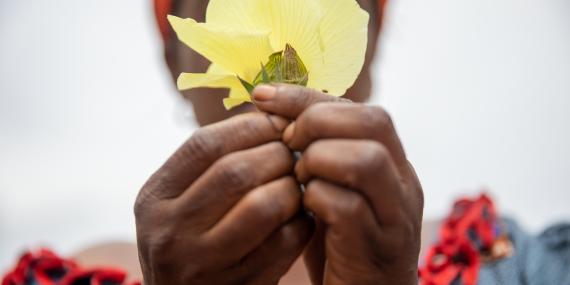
top-left (252, 84), bottom-right (350, 120)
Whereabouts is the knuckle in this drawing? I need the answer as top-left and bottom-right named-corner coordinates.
top-left (256, 142), bottom-right (294, 173)
top-left (303, 177), bottom-right (318, 193)
top-left (134, 179), bottom-right (163, 218)
top-left (342, 141), bottom-right (390, 187)
top-left (293, 86), bottom-right (314, 106)
top-left (235, 142), bottom-right (293, 175)
top-left (216, 157), bottom-right (253, 191)
top-left (246, 188), bottom-right (282, 223)
top-left (182, 265), bottom-right (208, 283)
top-left (303, 103), bottom-right (330, 124)
top-left (235, 113), bottom-right (268, 136)
top-left (269, 141), bottom-right (292, 158)
top-left (359, 141), bottom-right (390, 171)
top-left (336, 194), bottom-right (368, 222)
top-left (275, 223), bottom-right (304, 250)
top-left (300, 103), bottom-right (346, 133)
top-left (133, 192), bottom-right (148, 218)
top-left (144, 220), bottom-right (207, 275)
top-left (149, 232), bottom-right (174, 257)
top-left (302, 181), bottom-right (318, 208)
top-left (184, 127), bottom-right (223, 162)
top-left (402, 217), bottom-right (418, 239)
top-left (281, 176), bottom-right (300, 191)
top-left (275, 84), bottom-right (311, 109)
top-left (280, 181), bottom-right (303, 213)
top-left (366, 106), bottom-right (394, 132)
top-left (136, 203), bottom-right (210, 281)
top-left (385, 220), bottom-right (419, 262)
top-left (142, 222), bottom-right (176, 261)
top-left (249, 181), bottom-right (300, 224)
top-left (279, 84), bottom-right (340, 114)
top-left (302, 142), bottom-right (320, 169)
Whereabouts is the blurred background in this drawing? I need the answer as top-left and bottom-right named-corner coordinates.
top-left (1, 0), bottom-right (569, 270)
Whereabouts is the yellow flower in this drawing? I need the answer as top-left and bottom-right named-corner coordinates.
top-left (168, 0), bottom-right (369, 110)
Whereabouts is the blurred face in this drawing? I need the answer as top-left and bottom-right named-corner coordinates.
top-left (164, 0), bottom-right (383, 126)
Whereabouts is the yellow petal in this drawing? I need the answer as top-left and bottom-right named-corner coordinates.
top-left (206, 0), bottom-right (324, 83)
top-left (177, 72), bottom-right (239, 91)
top-left (177, 64), bottom-right (251, 110)
top-left (223, 97), bottom-right (251, 110)
top-left (205, 0), bottom-right (262, 31)
top-left (208, 64), bottom-right (252, 108)
top-left (206, 62), bottom-right (232, 75)
top-left (167, 15), bottom-right (274, 81)
top-left (310, 0), bottom-right (369, 95)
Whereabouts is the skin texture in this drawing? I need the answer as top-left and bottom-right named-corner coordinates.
top-left (135, 0), bottom-right (424, 284)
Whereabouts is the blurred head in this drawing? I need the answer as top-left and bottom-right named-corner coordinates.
top-left (158, 0), bottom-right (385, 126)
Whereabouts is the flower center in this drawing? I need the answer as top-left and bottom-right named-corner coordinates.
top-left (239, 44), bottom-right (308, 93)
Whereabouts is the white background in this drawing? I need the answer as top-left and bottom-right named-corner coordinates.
top-left (1, 0), bottom-right (569, 271)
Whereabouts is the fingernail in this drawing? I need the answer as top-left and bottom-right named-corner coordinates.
top-left (267, 115), bottom-right (288, 132)
top-left (283, 123), bottom-right (295, 144)
top-left (253, 85), bottom-right (276, 102)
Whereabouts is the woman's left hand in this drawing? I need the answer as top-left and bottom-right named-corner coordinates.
top-left (253, 84), bottom-right (424, 285)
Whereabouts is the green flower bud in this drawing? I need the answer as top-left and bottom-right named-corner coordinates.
top-left (240, 44), bottom-right (309, 94)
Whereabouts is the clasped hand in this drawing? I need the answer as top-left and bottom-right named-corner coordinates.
top-left (135, 85), bottom-right (424, 285)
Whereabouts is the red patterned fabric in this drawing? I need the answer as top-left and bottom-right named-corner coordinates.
top-left (153, 0), bottom-right (389, 40)
top-left (1, 249), bottom-right (140, 285)
top-left (419, 194), bottom-right (505, 285)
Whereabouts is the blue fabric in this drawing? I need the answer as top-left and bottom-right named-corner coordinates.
top-left (478, 219), bottom-right (570, 285)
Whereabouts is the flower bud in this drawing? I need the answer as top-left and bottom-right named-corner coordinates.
top-left (244, 44), bottom-right (309, 92)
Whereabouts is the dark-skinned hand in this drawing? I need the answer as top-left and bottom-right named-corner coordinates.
top-left (253, 84), bottom-right (424, 285)
top-left (134, 112), bottom-right (313, 285)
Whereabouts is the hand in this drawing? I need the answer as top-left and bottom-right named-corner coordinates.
top-left (253, 85), bottom-right (424, 285)
top-left (134, 112), bottom-right (313, 285)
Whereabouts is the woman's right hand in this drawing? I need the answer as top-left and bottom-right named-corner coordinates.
top-left (134, 112), bottom-right (313, 285)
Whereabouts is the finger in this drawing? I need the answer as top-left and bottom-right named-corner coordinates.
top-left (303, 218), bottom-right (326, 285)
top-left (252, 84), bottom-right (350, 120)
top-left (138, 112), bottom-right (287, 202)
top-left (305, 180), bottom-right (419, 284)
top-left (176, 142), bottom-right (294, 230)
top-left (200, 213), bottom-right (312, 285)
top-left (297, 139), bottom-right (405, 226)
top-left (204, 176), bottom-right (302, 263)
top-left (303, 179), bottom-right (387, 282)
top-left (284, 103), bottom-right (409, 177)
top-left (240, 214), bottom-right (314, 285)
